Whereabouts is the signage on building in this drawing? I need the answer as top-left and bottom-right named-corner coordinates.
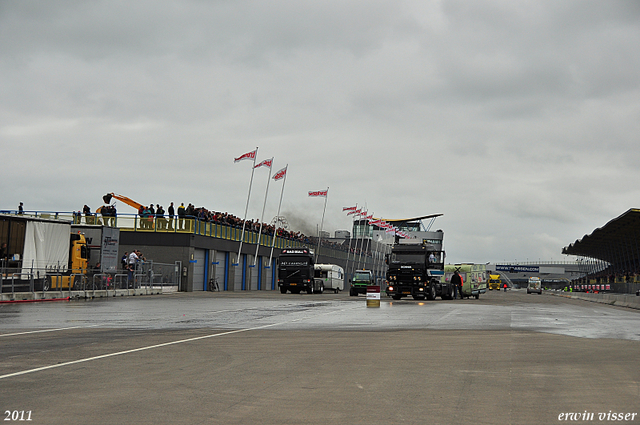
top-left (496, 264), bottom-right (540, 273)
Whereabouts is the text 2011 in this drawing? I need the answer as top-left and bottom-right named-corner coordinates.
top-left (4, 411), bottom-right (32, 421)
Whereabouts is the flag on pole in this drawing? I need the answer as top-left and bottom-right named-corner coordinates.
top-left (346, 209), bottom-right (359, 216)
top-left (273, 166), bottom-right (287, 181)
top-left (343, 206), bottom-right (357, 212)
top-left (308, 190), bottom-right (328, 197)
top-left (234, 149), bottom-right (257, 163)
top-left (254, 157), bottom-right (273, 169)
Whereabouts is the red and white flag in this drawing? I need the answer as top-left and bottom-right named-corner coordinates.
top-left (273, 166), bottom-right (287, 181)
top-left (343, 206), bottom-right (357, 212)
top-left (254, 157), bottom-right (273, 169)
top-left (234, 149), bottom-right (257, 163)
top-left (365, 214), bottom-right (373, 220)
top-left (308, 190), bottom-right (328, 197)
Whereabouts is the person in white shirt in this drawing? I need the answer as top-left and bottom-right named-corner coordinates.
top-left (127, 251), bottom-right (139, 287)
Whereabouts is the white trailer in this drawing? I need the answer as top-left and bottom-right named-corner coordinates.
top-left (314, 264), bottom-right (344, 293)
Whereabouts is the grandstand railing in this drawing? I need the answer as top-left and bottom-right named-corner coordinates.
top-left (1, 210), bottom-right (374, 259)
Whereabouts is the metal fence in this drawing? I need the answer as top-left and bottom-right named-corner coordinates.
top-left (0, 260), bottom-right (181, 297)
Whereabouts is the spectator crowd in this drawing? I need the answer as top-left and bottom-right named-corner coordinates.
top-left (78, 200), bottom-right (373, 256)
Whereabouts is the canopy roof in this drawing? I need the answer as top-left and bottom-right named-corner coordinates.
top-left (382, 214), bottom-right (443, 223)
top-left (562, 209), bottom-right (640, 263)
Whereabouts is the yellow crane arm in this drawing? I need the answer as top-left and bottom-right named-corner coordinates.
top-left (101, 193), bottom-right (144, 211)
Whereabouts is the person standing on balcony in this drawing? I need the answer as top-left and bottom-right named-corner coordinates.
top-left (156, 205), bottom-right (165, 230)
top-left (177, 203), bottom-right (185, 231)
top-left (168, 202), bottom-right (175, 231)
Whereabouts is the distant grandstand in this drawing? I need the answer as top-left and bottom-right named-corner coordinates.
top-left (562, 209), bottom-right (640, 293)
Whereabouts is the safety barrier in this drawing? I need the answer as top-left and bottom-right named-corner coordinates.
top-left (1, 261), bottom-right (181, 300)
top-left (548, 291), bottom-right (640, 310)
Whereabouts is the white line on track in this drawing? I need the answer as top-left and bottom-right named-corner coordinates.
top-left (0, 304), bottom-right (359, 380)
top-left (0, 325), bottom-right (101, 338)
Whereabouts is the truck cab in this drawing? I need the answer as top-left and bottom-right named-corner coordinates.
top-left (349, 269), bottom-right (373, 296)
top-left (277, 248), bottom-right (323, 294)
top-left (488, 274), bottom-right (501, 290)
top-left (385, 240), bottom-right (450, 300)
top-left (50, 232), bottom-right (89, 289)
top-left (527, 277), bottom-right (542, 294)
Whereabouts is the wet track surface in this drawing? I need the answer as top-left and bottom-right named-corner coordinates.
top-left (1, 289), bottom-right (639, 340)
top-left (1, 290), bottom-right (639, 425)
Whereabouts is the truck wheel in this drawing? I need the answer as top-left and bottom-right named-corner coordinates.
top-left (475, 294), bottom-right (479, 299)
top-left (392, 295), bottom-right (402, 300)
top-left (350, 288), bottom-right (357, 296)
top-left (280, 287), bottom-right (287, 294)
top-left (316, 283), bottom-right (324, 294)
top-left (426, 285), bottom-right (436, 300)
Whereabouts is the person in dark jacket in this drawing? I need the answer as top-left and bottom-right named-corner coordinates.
top-left (451, 271), bottom-right (463, 299)
top-left (168, 202), bottom-right (175, 231)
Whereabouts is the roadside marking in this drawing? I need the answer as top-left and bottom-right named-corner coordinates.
top-left (0, 325), bottom-right (100, 338)
top-left (0, 303), bottom-right (360, 380)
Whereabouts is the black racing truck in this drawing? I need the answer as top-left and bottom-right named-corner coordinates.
top-left (385, 240), bottom-right (454, 300)
top-left (349, 269), bottom-right (374, 296)
top-left (277, 248), bottom-right (323, 294)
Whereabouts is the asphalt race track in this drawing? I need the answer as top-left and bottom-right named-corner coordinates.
top-left (1, 290), bottom-right (639, 425)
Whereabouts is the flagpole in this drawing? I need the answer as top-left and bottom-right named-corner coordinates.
top-left (254, 158), bottom-right (273, 266)
top-left (269, 165), bottom-right (288, 268)
top-left (356, 207), bottom-right (367, 270)
top-left (370, 217), bottom-right (383, 281)
top-left (344, 204), bottom-right (357, 284)
top-left (315, 187), bottom-right (329, 263)
top-left (351, 208), bottom-right (364, 278)
top-left (368, 212), bottom-right (378, 281)
top-left (235, 147), bottom-right (258, 266)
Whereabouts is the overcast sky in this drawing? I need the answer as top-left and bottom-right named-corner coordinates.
top-left (2, 0), bottom-right (639, 264)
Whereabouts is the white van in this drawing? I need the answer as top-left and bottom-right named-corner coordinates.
top-left (314, 264), bottom-right (344, 293)
top-left (527, 277), bottom-right (542, 294)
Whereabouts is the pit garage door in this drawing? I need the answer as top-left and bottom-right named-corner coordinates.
top-left (233, 255), bottom-right (244, 291)
top-left (213, 250), bottom-right (226, 291)
top-left (193, 248), bottom-right (206, 291)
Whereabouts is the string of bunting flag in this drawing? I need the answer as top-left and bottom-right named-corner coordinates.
top-left (342, 206), bottom-right (409, 238)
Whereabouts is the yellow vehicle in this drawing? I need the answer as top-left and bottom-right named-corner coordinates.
top-left (488, 274), bottom-right (502, 290)
top-left (50, 232), bottom-right (89, 289)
